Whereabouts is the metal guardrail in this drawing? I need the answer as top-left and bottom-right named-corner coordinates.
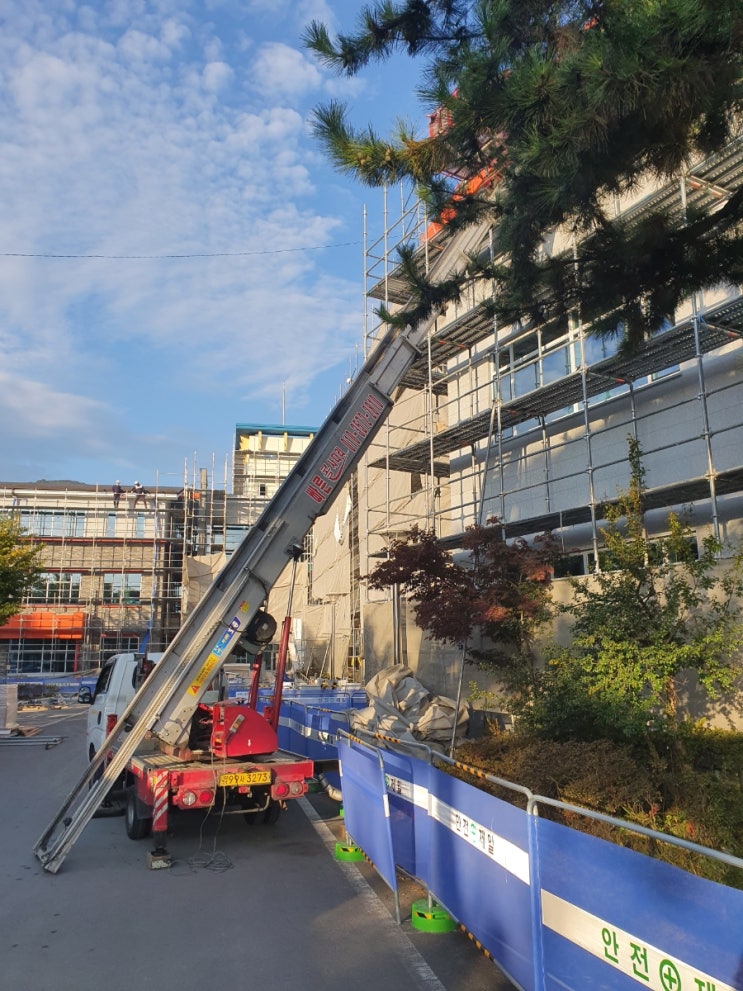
top-left (349, 726), bottom-right (743, 875)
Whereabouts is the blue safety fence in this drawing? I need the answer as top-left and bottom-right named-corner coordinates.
top-left (379, 744), bottom-right (430, 879)
top-left (254, 688), bottom-right (367, 761)
top-left (534, 803), bottom-right (743, 991)
top-left (427, 761), bottom-right (535, 990)
top-left (337, 735), bottom-right (399, 919)
top-left (326, 726), bottom-right (743, 991)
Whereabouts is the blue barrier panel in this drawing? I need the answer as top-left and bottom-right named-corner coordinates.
top-left (253, 691), bottom-right (364, 759)
top-left (297, 706), bottom-right (349, 761)
top-left (427, 763), bottom-right (534, 991)
top-left (283, 700), bottom-right (304, 755)
top-left (537, 816), bottom-right (743, 991)
top-left (379, 748), bottom-right (430, 880)
top-left (276, 702), bottom-right (357, 760)
top-left (338, 736), bottom-right (398, 899)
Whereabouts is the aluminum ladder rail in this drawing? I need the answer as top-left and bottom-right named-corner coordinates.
top-left (33, 219), bottom-right (490, 873)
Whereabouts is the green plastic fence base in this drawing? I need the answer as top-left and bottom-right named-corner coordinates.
top-left (334, 841), bottom-right (365, 862)
top-left (410, 899), bottom-right (457, 933)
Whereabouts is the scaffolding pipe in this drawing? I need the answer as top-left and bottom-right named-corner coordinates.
top-left (427, 322), bottom-right (437, 526)
top-left (578, 322), bottom-right (601, 570)
top-left (681, 178), bottom-right (721, 542)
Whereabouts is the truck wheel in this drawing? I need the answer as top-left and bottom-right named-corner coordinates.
top-left (125, 788), bottom-right (152, 840)
top-left (243, 800), bottom-right (282, 826)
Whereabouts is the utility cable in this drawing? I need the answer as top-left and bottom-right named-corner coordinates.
top-left (0, 241), bottom-right (362, 260)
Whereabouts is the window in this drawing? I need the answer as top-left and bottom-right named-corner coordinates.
top-left (649, 534), bottom-right (699, 564)
top-left (225, 525), bottom-right (250, 556)
top-left (668, 535), bottom-right (699, 563)
top-left (494, 322), bottom-right (581, 425)
top-left (100, 633), bottom-right (141, 656)
top-left (92, 659), bottom-right (116, 698)
top-left (554, 554), bottom-right (587, 578)
top-left (27, 572), bottom-right (82, 604)
top-left (162, 580), bottom-right (183, 601)
top-left (19, 510), bottom-right (85, 538)
top-left (540, 341), bottom-right (572, 387)
top-left (103, 573), bottom-right (142, 604)
top-left (513, 354), bottom-right (539, 396)
top-left (6, 638), bottom-right (78, 675)
top-left (105, 512), bottom-right (117, 538)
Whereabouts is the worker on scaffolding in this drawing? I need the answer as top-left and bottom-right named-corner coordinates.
top-left (131, 480), bottom-right (148, 508)
top-left (112, 480), bottom-right (123, 509)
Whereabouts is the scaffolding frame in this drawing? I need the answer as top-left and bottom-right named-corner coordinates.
top-left (360, 138), bottom-right (743, 576)
top-left (0, 466), bottom-right (228, 676)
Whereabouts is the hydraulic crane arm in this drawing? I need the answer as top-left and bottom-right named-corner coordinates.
top-left (33, 219), bottom-right (490, 872)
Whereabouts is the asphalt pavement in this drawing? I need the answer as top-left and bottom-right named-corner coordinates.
top-left (0, 704), bottom-right (514, 991)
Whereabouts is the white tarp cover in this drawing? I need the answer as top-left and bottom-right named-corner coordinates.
top-left (182, 552), bottom-right (226, 618)
top-left (350, 664), bottom-right (469, 750)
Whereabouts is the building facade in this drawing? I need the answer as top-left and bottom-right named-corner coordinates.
top-left (228, 422), bottom-right (362, 678)
top-left (0, 480), bottom-right (225, 677)
top-left (306, 136), bottom-right (743, 697)
top-left (6, 139), bottom-right (741, 694)
top-left (0, 425), bottom-right (321, 681)
top-left (232, 423), bottom-right (316, 517)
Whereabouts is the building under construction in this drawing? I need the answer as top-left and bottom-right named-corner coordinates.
top-left (0, 423), bottom-right (321, 680)
top-left (3, 137), bottom-right (742, 693)
top-left (0, 478), bottom-right (226, 677)
top-left (307, 135), bottom-right (743, 696)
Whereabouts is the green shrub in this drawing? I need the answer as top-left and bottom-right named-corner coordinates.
top-left (453, 726), bottom-right (743, 888)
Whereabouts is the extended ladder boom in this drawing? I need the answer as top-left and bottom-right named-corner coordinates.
top-left (34, 220), bottom-right (489, 872)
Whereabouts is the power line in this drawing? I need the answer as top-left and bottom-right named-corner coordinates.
top-left (0, 241), bottom-right (362, 260)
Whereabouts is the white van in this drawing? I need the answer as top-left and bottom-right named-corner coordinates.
top-left (85, 652), bottom-right (163, 763)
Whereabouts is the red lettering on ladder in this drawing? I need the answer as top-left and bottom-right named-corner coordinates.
top-left (304, 393), bottom-right (386, 506)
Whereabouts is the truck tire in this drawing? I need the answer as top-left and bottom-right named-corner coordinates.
top-left (243, 800), bottom-right (282, 826)
top-left (125, 787), bottom-right (152, 840)
top-left (263, 800), bottom-right (282, 825)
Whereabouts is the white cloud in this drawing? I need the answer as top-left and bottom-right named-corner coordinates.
top-left (0, 370), bottom-right (107, 436)
top-left (117, 28), bottom-right (172, 63)
top-left (160, 17), bottom-right (190, 50)
top-left (203, 59), bottom-right (233, 92)
top-left (249, 42), bottom-right (323, 99)
top-left (0, 0), bottom-right (391, 483)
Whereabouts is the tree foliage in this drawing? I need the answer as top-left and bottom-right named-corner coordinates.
top-left (305, 0), bottom-right (743, 349)
top-left (520, 439), bottom-right (743, 742)
top-left (366, 522), bottom-right (559, 680)
top-left (0, 515), bottom-right (43, 627)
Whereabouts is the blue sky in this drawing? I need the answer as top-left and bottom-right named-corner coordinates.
top-left (0, 0), bottom-right (424, 489)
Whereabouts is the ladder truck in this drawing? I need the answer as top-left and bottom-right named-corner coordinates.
top-left (34, 219), bottom-right (488, 873)
top-left (84, 577), bottom-right (312, 869)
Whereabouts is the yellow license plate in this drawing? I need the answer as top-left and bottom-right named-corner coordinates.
top-left (218, 771), bottom-right (271, 787)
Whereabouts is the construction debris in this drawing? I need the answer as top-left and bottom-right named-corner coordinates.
top-left (349, 665), bottom-right (469, 751)
top-left (0, 683), bottom-right (18, 734)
